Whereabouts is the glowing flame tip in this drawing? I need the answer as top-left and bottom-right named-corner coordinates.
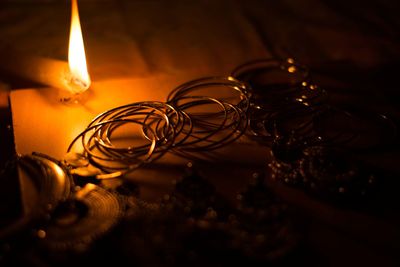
top-left (68, 0), bottom-right (90, 92)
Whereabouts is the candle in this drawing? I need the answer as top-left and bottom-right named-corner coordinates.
top-left (0, 0), bottom-right (90, 103)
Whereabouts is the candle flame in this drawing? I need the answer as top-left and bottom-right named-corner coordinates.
top-left (68, 0), bottom-right (90, 93)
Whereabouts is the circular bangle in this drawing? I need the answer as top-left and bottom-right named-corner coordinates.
top-left (67, 101), bottom-right (181, 179)
top-left (167, 76), bottom-right (251, 113)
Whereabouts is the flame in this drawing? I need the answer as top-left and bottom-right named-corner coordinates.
top-left (68, 0), bottom-right (90, 93)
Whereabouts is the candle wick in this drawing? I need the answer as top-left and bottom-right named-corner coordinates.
top-left (70, 76), bottom-right (89, 90)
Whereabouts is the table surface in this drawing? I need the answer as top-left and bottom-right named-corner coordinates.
top-left (1, 1), bottom-right (400, 266)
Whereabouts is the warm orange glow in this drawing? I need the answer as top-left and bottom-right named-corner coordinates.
top-left (287, 66), bottom-right (296, 73)
top-left (68, 0), bottom-right (90, 93)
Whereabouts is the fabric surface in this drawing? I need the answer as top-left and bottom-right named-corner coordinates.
top-left (1, 0), bottom-right (400, 80)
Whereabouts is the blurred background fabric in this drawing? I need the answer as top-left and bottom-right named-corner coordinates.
top-left (1, 0), bottom-right (400, 81)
